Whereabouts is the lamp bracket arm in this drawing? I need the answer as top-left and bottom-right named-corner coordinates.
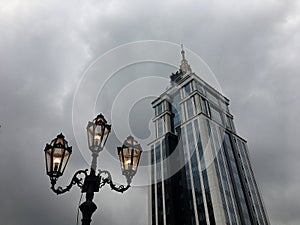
top-left (51, 169), bottom-right (88, 195)
top-left (98, 169), bottom-right (130, 193)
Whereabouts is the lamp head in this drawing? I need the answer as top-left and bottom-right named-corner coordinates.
top-left (117, 135), bottom-right (142, 183)
top-left (44, 133), bottom-right (72, 181)
top-left (87, 114), bottom-right (111, 152)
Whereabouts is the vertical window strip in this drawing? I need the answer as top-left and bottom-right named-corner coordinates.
top-left (224, 134), bottom-right (252, 225)
top-left (199, 119), bottom-right (216, 225)
top-left (200, 97), bottom-right (209, 116)
top-left (194, 119), bottom-right (212, 224)
top-left (187, 123), bottom-right (207, 225)
top-left (194, 95), bottom-right (201, 115)
top-left (182, 127), bottom-right (197, 225)
top-left (157, 182), bottom-right (163, 225)
top-left (243, 144), bottom-right (270, 224)
top-left (155, 141), bottom-right (161, 185)
top-left (210, 123), bottom-right (230, 224)
top-left (155, 141), bottom-right (164, 225)
top-left (237, 140), bottom-right (267, 225)
top-left (217, 126), bottom-right (243, 224)
top-left (151, 145), bottom-right (155, 183)
top-left (218, 130), bottom-right (241, 225)
top-left (161, 139), bottom-right (168, 225)
top-left (186, 97), bottom-right (195, 119)
top-left (161, 139), bottom-right (168, 212)
top-left (151, 145), bottom-right (156, 225)
top-left (171, 91), bottom-right (181, 132)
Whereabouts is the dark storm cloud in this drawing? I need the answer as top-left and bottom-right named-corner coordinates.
top-left (0, 0), bottom-right (299, 225)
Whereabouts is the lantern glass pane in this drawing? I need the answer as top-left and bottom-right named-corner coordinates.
top-left (53, 148), bottom-right (63, 174)
top-left (60, 150), bottom-right (71, 174)
top-left (132, 149), bottom-right (141, 171)
top-left (45, 149), bottom-right (52, 174)
top-left (123, 147), bottom-right (132, 171)
top-left (101, 127), bottom-right (110, 148)
top-left (118, 149), bottom-right (124, 171)
top-left (87, 125), bottom-right (95, 149)
top-left (94, 125), bottom-right (103, 148)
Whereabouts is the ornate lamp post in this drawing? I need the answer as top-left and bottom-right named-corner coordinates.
top-left (43, 114), bottom-right (142, 225)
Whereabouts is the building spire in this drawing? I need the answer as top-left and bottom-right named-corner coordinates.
top-left (181, 44), bottom-right (186, 60)
top-left (179, 44), bottom-right (192, 75)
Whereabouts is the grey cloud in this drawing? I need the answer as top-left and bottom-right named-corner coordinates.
top-left (0, 0), bottom-right (299, 225)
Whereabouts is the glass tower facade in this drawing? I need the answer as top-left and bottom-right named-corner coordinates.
top-left (148, 49), bottom-right (270, 225)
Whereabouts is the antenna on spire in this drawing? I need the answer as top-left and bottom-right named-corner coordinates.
top-left (179, 44), bottom-right (192, 75)
top-left (181, 44), bottom-right (186, 60)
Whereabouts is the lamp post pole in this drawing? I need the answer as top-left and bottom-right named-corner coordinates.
top-left (43, 114), bottom-right (142, 225)
top-left (80, 151), bottom-right (100, 225)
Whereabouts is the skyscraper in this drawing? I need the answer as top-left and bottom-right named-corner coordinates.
top-left (148, 47), bottom-right (270, 225)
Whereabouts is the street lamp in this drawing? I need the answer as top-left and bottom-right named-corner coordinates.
top-left (43, 113), bottom-right (142, 225)
top-left (86, 114), bottom-right (111, 152)
top-left (118, 135), bottom-right (142, 184)
top-left (44, 133), bottom-right (72, 184)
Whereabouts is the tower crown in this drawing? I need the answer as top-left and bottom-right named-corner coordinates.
top-left (170, 45), bottom-right (192, 84)
top-left (179, 44), bottom-right (192, 75)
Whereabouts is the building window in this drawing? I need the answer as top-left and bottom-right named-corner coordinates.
top-left (226, 116), bottom-right (233, 130)
top-left (162, 139), bottom-right (167, 160)
top-left (206, 91), bottom-right (219, 106)
top-left (220, 101), bottom-right (229, 112)
top-left (151, 145), bottom-right (155, 182)
top-left (155, 142), bottom-right (161, 162)
top-left (170, 90), bottom-right (181, 134)
top-left (186, 97), bottom-right (195, 119)
top-left (200, 97), bottom-right (209, 116)
top-left (183, 82), bottom-right (192, 97)
top-left (210, 106), bottom-right (223, 125)
top-left (151, 145), bottom-right (155, 163)
top-left (196, 81), bottom-right (204, 95)
top-left (171, 106), bottom-right (180, 132)
top-left (156, 102), bottom-right (163, 116)
top-left (157, 118), bottom-right (163, 137)
top-left (155, 141), bottom-right (161, 180)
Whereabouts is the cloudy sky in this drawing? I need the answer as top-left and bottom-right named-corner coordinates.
top-left (0, 0), bottom-right (300, 225)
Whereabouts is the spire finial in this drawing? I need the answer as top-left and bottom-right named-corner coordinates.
top-left (179, 44), bottom-right (192, 75)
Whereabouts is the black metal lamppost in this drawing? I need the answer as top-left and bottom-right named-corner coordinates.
top-left (44, 114), bottom-right (142, 225)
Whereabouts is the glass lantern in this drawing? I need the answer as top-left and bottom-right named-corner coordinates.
top-left (87, 114), bottom-right (111, 152)
top-left (118, 135), bottom-right (142, 181)
top-left (44, 133), bottom-right (72, 179)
